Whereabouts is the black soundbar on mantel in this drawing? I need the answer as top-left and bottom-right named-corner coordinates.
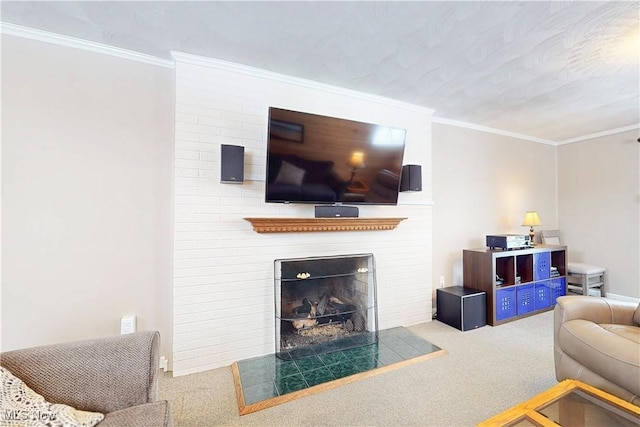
top-left (314, 205), bottom-right (359, 218)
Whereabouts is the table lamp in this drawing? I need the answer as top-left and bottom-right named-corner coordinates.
top-left (348, 152), bottom-right (365, 185)
top-left (522, 211), bottom-right (541, 245)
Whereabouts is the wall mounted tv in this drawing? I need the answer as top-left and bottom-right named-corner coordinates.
top-left (265, 107), bottom-right (406, 206)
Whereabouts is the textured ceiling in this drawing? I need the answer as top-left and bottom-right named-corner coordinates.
top-left (2, 1), bottom-right (639, 142)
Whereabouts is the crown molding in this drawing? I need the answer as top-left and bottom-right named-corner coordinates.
top-left (3, 23), bottom-right (632, 144)
top-left (431, 116), bottom-right (557, 145)
top-left (171, 51), bottom-right (435, 116)
top-left (0, 22), bottom-right (175, 69)
top-left (432, 117), bottom-right (640, 146)
top-left (556, 124), bottom-right (640, 145)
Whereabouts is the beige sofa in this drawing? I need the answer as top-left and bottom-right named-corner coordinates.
top-left (1, 331), bottom-right (172, 426)
top-left (554, 295), bottom-right (640, 405)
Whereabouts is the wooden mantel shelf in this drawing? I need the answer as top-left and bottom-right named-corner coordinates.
top-left (244, 217), bottom-right (407, 233)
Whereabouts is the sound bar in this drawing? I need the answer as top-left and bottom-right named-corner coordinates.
top-left (314, 205), bottom-right (359, 218)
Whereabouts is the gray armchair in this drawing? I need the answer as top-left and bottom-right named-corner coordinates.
top-left (1, 331), bottom-right (172, 426)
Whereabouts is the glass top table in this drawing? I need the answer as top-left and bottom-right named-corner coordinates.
top-left (478, 380), bottom-right (640, 426)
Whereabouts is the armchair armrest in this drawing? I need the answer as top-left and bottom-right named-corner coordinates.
top-left (554, 296), bottom-right (637, 346)
top-left (554, 295), bottom-right (637, 327)
top-left (0, 331), bottom-right (160, 414)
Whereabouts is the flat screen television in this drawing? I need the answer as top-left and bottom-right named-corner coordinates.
top-left (265, 107), bottom-right (406, 206)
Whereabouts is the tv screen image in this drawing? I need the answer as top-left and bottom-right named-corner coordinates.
top-left (265, 107), bottom-right (406, 206)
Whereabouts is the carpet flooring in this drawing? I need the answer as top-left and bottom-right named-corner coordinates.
top-left (159, 310), bottom-right (558, 426)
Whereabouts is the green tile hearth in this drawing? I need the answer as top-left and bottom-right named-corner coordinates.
top-left (236, 327), bottom-right (442, 405)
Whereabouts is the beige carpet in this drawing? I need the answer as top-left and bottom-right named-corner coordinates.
top-left (159, 310), bottom-right (557, 426)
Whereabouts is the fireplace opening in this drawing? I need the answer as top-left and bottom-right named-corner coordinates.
top-left (275, 254), bottom-right (378, 360)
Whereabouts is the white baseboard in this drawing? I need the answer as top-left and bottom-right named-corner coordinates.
top-left (605, 293), bottom-right (640, 304)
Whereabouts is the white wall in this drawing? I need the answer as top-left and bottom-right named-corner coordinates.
top-left (431, 123), bottom-right (558, 301)
top-left (172, 54), bottom-right (434, 376)
top-left (1, 35), bottom-right (175, 359)
top-left (4, 28), bottom-right (635, 380)
top-left (558, 130), bottom-right (640, 299)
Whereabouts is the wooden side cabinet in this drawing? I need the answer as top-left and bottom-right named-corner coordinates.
top-left (462, 245), bottom-right (568, 326)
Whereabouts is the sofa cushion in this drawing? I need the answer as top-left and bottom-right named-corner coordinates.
top-left (296, 158), bottom-right (334, 183)
top-left (1, 366), bottom-right (104, 427)
top-left (601, 324), bottom-right (640, 344)
top-left (98, 401), bottom-right (172, 427)
top-left (268, 154), bottom-right (335, 183)
top-left (558, 319), bottom-right (640, 396)
top-left (568, 262), bottom-right (606, 275)
top-left (274, 161), bottom-right (306, 186)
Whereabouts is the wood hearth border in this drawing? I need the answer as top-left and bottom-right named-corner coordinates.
top-left (244, 217), bottom-right (407, 233)
top-left (232, 348), bottom-right (447, 415)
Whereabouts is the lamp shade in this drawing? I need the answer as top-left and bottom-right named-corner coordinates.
top-left (348, 152), bottom-right (365, 168)
top-left (400, 164), bottom-right (422, 192)
top-left (521, 211), bottom-right (541, 226)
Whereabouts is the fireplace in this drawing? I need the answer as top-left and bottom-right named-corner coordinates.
top-left (274, 254), bottom-right (378, 360)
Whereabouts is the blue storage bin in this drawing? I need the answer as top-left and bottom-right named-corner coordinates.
top-left (534, 281), bottom-right (551, 310)
top-left (496, 287), bottom-right (516, 321)
top-left (550, 277), bottom-right (566, 305)
top-left (516, 284), bottom-right (535, 315)
top-left (534, 251), bottom-right (551, 280)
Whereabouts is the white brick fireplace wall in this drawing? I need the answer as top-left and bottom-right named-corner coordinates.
top-left (172, 52), bottom-right (434, 376)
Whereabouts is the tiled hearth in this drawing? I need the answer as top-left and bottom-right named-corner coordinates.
top-left (232, 327), bottom-right (444, 414)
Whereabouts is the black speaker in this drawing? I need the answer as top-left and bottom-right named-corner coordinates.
top-left (221, 144), bottom-right (244, 183)
top-left (436, 286), bottom-right (486, 331)
top-left (314, 205), bottom-right (359, 218)
top-left (400, 164), bottom-right (422, 192)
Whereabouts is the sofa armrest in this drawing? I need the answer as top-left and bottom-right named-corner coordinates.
top-left (0, 331), bottom-right (160, 414)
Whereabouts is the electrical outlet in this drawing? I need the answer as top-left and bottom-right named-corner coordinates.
top-left (120, 315), bottom-right (136, 335)
top-left (439, 276), bottom-right (445, 288)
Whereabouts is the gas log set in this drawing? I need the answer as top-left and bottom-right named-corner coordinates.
top-left (290, 292), bottom-right (365, 332)
top-left (279, 290), bottom-right (366, 352)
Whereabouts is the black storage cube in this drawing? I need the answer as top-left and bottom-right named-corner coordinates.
top-left (437, 286), bottom-right (486, 331)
